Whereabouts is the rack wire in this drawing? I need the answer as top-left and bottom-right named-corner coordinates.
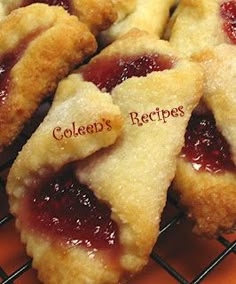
top-left (0, 120), bottom-right (235, 284)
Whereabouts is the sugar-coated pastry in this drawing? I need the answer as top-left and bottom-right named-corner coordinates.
top-left (173, 44), bottom-right (236, 237)
top-left (7, 74), bottom-right (123, 284)
top-left (0, 0), bottom-right (117, 34)
top-left (7, 30), bottom-right (203, 284)
top-left (166, 0), bottom-right (236, 57)
top-left (78, 30), bottom-right (203, 282)
top-left (193, 44), bottom-right (236, 163)
top-left (100, 0), bottom-right (175, 45)
top-left (0, 4), bottom-right (96, 151)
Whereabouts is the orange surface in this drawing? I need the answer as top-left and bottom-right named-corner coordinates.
top-left (0, 186), bottom-right (235, 284)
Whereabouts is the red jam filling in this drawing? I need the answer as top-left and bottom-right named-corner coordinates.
top-left (0, 34), bottom-right (41, 105)
top-left (81, 54), bottom-right (174, 92)
top-left (181, 113), bottom-right (235, 173)
top-left (220, 0), bottom-right (236, 44)
top-left (22, 0), bottom-right (71, 12)
top-left (22, 164), bottom-right (119, 250)
top-left (0, 48), bottom-right (24, 104)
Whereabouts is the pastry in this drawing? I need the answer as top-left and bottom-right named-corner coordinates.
top-left (0, 0), bottom-right (117, 35)
top-left (7, 73), bottom-right (123, 283)
top-left (100, 0), bottom-right (175, 45)
top-left (166, 0), bottom-right (236, 57)
top-left (0, 3), bottom-right (96, 151)
top-left (7, 30), bottom-right (203, 284)
top-left (173, 44), bottom-right (236, 237)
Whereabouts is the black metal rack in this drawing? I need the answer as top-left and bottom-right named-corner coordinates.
top-left (0, 131), bottom-right (235, 284)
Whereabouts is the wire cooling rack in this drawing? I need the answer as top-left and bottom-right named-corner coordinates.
top-left (0, 106), bottom-right (235, 284)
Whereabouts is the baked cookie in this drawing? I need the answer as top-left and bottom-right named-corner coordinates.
top-left (173, 44), bottom-right (236, 237)
top-left (100, 0), bottom-right (175, 45)
top-left (0, 3), bottom-right (96, 151)
top-left (0, 0), bottom-right (117, 35)
top-left (79, 31), bottom-right (202, 282)
top-left (7, 30), bottom-right (203, 284)
top-left (7, 74), bottom-right (123, 284)
top-left (166, 0), bottom-right (236, 56)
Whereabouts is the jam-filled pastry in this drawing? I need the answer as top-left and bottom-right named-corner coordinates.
top-left (166, 0), bottom-right (236, 57)
top-left (0, 3), bottom-right (96, 151)
top-left (7, 30), bottom-right (203, 284)
top-left (100, 0), bottom-right (175, 45)
top-left (0, 0), bottom-right (117, 35)
top-left (173, 44), bottom-right (236, 237)
top-left (7, 74), bottom-right (123, 284)
top-left (53, 30), bottom-right (203, 283)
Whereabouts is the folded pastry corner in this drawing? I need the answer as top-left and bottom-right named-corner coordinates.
top-left (173, 44), bottom-right (236, 237)
top-left (166, 0), bottom-right (235, 57)
top-left (99, 0), bottom-right (175, 45)
top-left (0, 3), bottom-right (96, 151)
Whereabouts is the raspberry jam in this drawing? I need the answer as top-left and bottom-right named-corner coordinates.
top-left (22, 164), bottom-right (119, 250)
top-left (181, 113), bottom-right (235, 173)
top-left (220, 0), bottom-right (236, 44)
top-left (81, 54), bottom-right (174, 92)
top-left (22, 0), bottom-right (71, 12)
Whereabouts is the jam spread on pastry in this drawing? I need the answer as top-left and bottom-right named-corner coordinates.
top-left (0, 32), bottom-right (40, 104)
top-left (22, 163), bottom-right (119, 250)
top-left (81, 54), bottom-right (174, 92)
top-left (100, 0), bottom-right (175, 45)
top-left (7, 30), bottom-right (203, 283)
top-left (221, 0), bottom-right (236, 44)
top-left (182, 113), bottom-right (235, 173)
top-left (0, 4), bottom-right (96, 151)
top-left (173, 44), bottom-right (236, 237)
top-left (1, 0), bottom-right (117, 35)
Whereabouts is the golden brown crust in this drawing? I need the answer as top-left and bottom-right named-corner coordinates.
top-left (173, 158), bottom-right (236, 237)
top-left (72, 0), bottom-right (117, 34)
top-left (192, 44), bottom-right (236, 164)
top-left (100, 0), bottom-right (175, 45)
top-left (75, 30), bottom-right (203, 280)
top-left (0, 4), bottom-right (96, 150)
top-left (166, 0), bottom-right (229, 57)
top-left (0, 0), bottom-right (117, 35)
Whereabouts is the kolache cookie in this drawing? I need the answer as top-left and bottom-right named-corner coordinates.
top-left (0, 3), bottom-right (96, 151)
top-left (173, 44), bottom-right (236, 237)
top-left (100, 0), bottom-right (175, 45)
top-left (7, 30), bottom-right (203, 284)
top-left (0, 0), bottom-right (117, 35)
top-left (7, 74), bottom-right (123, 284)
top-left (166, 0), bottom-right (236, 57)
